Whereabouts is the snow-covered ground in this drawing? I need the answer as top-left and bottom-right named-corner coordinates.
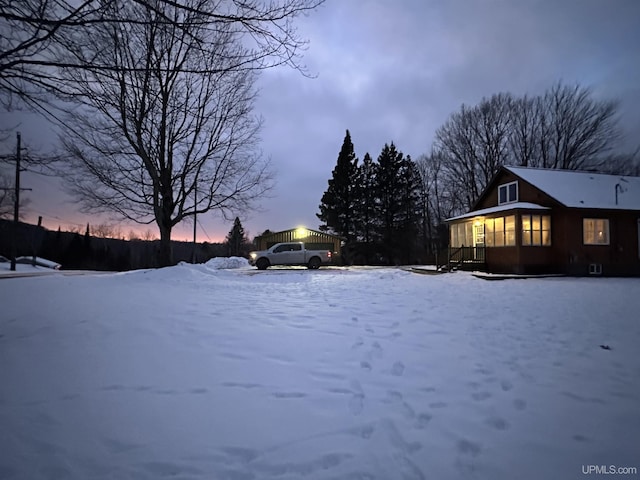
top-left (1, 259), bottom-right (639, 480)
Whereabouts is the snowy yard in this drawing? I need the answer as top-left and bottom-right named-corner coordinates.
top-left (1, 260), bottom-right (639, 480)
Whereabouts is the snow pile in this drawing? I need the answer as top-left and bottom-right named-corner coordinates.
top-left (1, 267), bottom-right (639, 480)
top-left (205, 256), bottom-right (251, 270)
top-left (0, 262), bottom-right (56, 274)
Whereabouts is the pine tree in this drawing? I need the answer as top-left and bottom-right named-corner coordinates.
top-left (349, 152), bottom-right (380, 264)
top-left (353, 152), bottom-right (377, 232)
top-left (374, 143), bottom-right (420, 264)
top-left (317, 130), bottom-right (359, 242)
top-left (225, 217), bottom-right (249, 257)
top-left (376, 143), bottom-right (404, 251)
top-left (396, 156), bottom-right (423, 263)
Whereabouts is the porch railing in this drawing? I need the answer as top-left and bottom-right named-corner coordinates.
top-left (447, 246), bottom-right (486, 271)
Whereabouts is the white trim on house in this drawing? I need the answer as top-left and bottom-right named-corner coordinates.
top-left (446, 202), bottom-right (550, 222)
top-left (498, 181), bottom-right (518, 205)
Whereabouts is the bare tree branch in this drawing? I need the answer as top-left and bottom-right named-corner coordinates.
top-left (55, 0), bottom-right (275, 266)
top-left (432, 83), bottom-right (627, 211)
top-left (1, 0), bottom-right (324, 109)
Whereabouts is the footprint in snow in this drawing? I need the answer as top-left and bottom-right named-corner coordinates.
top-left (500, 380), bottom-right (514, 391)
top-left (391, 361), bottom-right (405, 376)
top-left (415, 413), bottom-right (432, 429)
top-left (370, 341), bottom-right (383, 358)
top-left (457, 438), bottom-right (482, 457)
top-left (350, 423), bottom-right (375, 439)
top-left (387, 390), bottom-right (415, 419)
top-left (349, 393), bottom-right (365, 415)
top-left (513, 398), bottom-right (527, 411)
top-left (360, 361), bottom-right (372, 371)
top-left (272, 391), bottom-right (306, 399)
top-left (471, 391), bottom-right (492, 402)
top-left (349, 380), bottom-right (365, 415)
top-left (485, 416), bottom-right (510, 431)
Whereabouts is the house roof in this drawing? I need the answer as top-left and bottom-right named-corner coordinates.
top-left (447, 202), bottom-right (550, 222)
top-left (505, 166), bottom-right (640, 210)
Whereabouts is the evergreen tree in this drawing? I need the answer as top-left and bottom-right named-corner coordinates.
top-left (83, 222), bottom-right (94, 267)
top-left (62, 233), bottom-right (84, 269)
top-left (396, 156), bottom-right (423, 263)
top-left (352, 152), bottom-right (379, 263)
top-left (376, 143), bottom-right (403, 255)
top-left (374, 143), bottom-right (420, 264)
top-left (317, 130), bottom-right (359, 241)
top-left (225, 217), bottom-right (250, 257)
top-left (343, 153), bottom-right (379, 265)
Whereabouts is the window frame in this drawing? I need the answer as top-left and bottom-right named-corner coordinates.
top-left (450, 222), bottom-right (473, 248)
top-left (498, 181), bottom-right (518, 205)
top-left (484, 215), bottom-right (516, 247)
top-left (521, 214), bottom-right (552, 246)
top-left (583, 218), bottom-right (610, 245)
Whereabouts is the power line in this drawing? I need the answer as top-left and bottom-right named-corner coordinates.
top-left (196, 218), bottom-right (212, 242)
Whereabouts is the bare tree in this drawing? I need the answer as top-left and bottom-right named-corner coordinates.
top-left (0, 171), bottom-right (12, 218)
top-left (0, 137), bottom-right (15, 217)
top-left (415, 153), bottom-right (437, 254)
top-left (1, 0), bottom-right (324, 109)
top-left (57, 0), bottom-right (273, 266)
top-left (0, 142), bottom-right (32, 220)
top-left (508, 95), bottom-right (542, 167)
top-left (91, 223), bottom-right (123, 239)
top-left (141, 228), bottom-right (157, 241)
top-left (536, 82), bottom-right (621, 170)
top-left (597, 148), bottom-right (640, 176)
top-left (432, 84), bottom-right (627, 211)
top-left (433, 93), bottom-right (513, 211)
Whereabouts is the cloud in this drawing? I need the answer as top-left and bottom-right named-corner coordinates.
top-left (3, 0), bottom-right (639, 242)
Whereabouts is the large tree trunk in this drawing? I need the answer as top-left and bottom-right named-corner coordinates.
top-left (158, 221), bottom-right (173, 267)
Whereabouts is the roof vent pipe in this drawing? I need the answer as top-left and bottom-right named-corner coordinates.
top-left (615, 178), bottom-right (629, 205)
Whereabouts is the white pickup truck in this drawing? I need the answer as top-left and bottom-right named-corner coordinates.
top-left (249, 242), bottom-right (333, 270)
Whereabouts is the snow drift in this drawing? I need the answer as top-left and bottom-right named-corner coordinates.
top-left (1, 265), bottom-right (638, 479)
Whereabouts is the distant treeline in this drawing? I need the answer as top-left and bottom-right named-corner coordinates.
top-left (0, 219), bottom-right (228, 270)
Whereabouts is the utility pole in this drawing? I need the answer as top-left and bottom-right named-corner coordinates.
top-left (10, 132), bottom-right (21, 271)
top-left (9, 132), bottom-right (31, 272)
top-left (192, 182), bottom-right (197, 263)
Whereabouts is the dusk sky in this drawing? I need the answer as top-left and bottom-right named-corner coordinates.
top-left (2, 0), bottom-right (640, 243)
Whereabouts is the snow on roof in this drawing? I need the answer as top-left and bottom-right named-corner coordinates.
top-left (506, 166), bottom-right (640, 210)
top-left (446, 202), bottom-right (550, 222)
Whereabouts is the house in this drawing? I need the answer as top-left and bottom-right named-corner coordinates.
top-left (446, 166), bottom-right (640, 276)
top-left (254, 227), bottom-right (342, 259)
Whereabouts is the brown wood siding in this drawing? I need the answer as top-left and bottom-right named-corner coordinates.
top-left (475, 169), bottom-right (562, 210)
top-left (463, 167), bottom-right (640, 276)
top-left (481, 208), bottom-right (640, 275)
top-left (557, 209), bottom-right (640, 276)
top-left (485, 246), bottom-right (520, 273)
